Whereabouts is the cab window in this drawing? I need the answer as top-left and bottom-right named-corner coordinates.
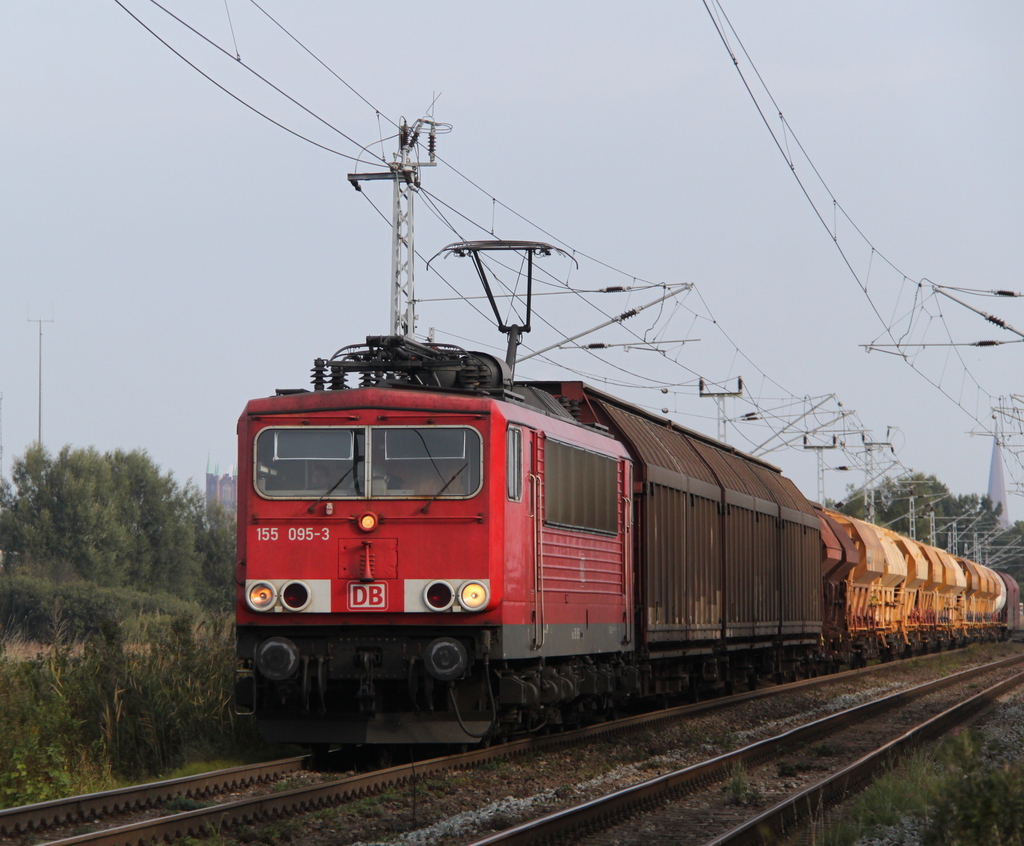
top-left (253, 425), bottom-right (482, 500)
top-left (255, 428), bottom-right (364, 498)
top-left (371, 427), bottom-right (482, 498)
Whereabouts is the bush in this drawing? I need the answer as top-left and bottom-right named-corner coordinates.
top-left (0, 611), bottom-right (263, 805)
top-left (0, 573), bottom-right (201, 641)
top-left (923, 763), bottom-right (1024, 845)
top-left (0, 444), bottom-right (236, 611)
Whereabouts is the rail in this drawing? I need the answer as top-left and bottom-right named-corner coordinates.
top-left (7, 648), bottom-right (1015, 846)
top-left (458, 654), bottom-right (1024, 846)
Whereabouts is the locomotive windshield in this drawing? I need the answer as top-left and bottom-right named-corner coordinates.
top-left (254, 425), bottom-right (482, 500)
top-left (256, 427), bottom-right (364, 498)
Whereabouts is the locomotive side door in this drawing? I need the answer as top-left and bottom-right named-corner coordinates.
top-left (529, 430), bottom-right (546, 650)
top-left (502, 422), bottom-right (545, 657)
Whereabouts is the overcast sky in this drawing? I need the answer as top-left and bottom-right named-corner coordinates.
top-left (2, 2), bottom-right (1023, 511)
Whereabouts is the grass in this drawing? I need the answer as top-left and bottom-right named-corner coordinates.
top-left (819, 729), bottom-right (1024, 846)
top-left (160, 750), bottom-right (295, 781)
top-left (777, 760), bottom-right (814, 778)
top-left (723, 762), bottom-right (761, 806)
top-left (0, 612), bottom-right (268, 807)
top-left (811, 741), bottom-right (842, 758)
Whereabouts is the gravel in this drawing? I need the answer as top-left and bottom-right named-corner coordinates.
top-left (848, 678), bottom-right (1024, 846)
top-left (243, 644), bottom-right (1024, 846)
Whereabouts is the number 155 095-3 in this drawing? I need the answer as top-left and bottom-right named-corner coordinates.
top-left (255, 527), bottom-right (330, 541)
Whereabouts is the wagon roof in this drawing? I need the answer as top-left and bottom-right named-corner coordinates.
top-left (522, 380), bottom-right (815, 517)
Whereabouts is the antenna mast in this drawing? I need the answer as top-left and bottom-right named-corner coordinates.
top-left (348, 117), bottom-right (449, 338)
top-left (28, 316), bottom-right (54, 446)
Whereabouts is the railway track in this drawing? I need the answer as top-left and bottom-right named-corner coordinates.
top-left (4, 647), bottom-right (1018, 846)
top-left (0, 756), bottom-right (308, 839)
top-left (461, 655), bottom-right (1024, 846)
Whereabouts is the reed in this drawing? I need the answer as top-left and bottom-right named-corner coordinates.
top-left (0, 612), bottom-right (263, 807)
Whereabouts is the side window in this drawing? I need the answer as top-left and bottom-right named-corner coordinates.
top-left (544, 440), bottom-right (618, 534)
top-left (507, 426), bottom-right (523, 502)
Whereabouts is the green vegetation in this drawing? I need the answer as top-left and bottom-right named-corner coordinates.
top-left (723, 762), bottom-right (761, 806)
top-left (823, 729), bottom-right (1024, 846)
top-left (0, 613), bottom-right (262, 806)
top-left (0, 444), bottom-right (234, 615)
top-left (0, 444), bottom-right (251, 808)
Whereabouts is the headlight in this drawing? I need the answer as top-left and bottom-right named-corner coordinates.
top-left (247, 581), bottom-right (277, 611)
top-left (424, 580), bottom-right (455, 611)
top-left (459, 581), bottom-right (488, 611)
top-left (357, 511), bottom-right (379, 532)
top-left (256, 637), bottom-right (300, 681)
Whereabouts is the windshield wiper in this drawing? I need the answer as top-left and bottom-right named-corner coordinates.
top-left (419, 463), bottom-right (468, 514)
top-left (307, 466), bottom-right (354, 514)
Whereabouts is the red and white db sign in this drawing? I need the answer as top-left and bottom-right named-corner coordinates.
top-left (348, 582), bottom-right (388, 610)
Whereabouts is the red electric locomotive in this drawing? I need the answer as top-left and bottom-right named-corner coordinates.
top-left (234, 336), bottom-right (635, 746)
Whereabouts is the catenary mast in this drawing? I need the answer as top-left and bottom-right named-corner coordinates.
top-left (348, 118), bottom-right (448, 339)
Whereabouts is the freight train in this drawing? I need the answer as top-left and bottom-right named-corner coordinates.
top-left (233, 331), bottom-right (1019, 749)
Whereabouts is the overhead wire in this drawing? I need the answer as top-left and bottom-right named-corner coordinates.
top-left (121, 0), bottom-right (845, 460)
top-left (702, 0), bottom-right (1024, 494)
top-left (418, 183), bottom-right (814, 441)
top-left (415, 189), bottom-right (716, 391)
top-left (117, 0), bottom-right (920, 489)
top-left (244, 0), bottom-right (396, 126)
top-left (118, 0), bottom-right (387, 165)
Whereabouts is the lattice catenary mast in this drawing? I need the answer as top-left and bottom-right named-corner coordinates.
top-left (348, 118), bottom-right (449, 339)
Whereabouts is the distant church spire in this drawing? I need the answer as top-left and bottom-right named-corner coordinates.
top-left (989, 437), bottom-right (1010, 528)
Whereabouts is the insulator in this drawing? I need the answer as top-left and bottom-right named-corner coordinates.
top-left (986, 314), bottom-right (1007, 327)
top-left (311, 358), bottom-right (327, 391)
top-left (459, 365), bottom-right (480, 389)
top-left (330, 364), bottom-right (346, 390)
top-left (360, 371), bottom-right (374, 388)
top-left (428, 132), bottom-right (436, 160)
top-left (996, 290), bottom-right (1017, 297)
top-left (568, 399), bottom-right (582, 420)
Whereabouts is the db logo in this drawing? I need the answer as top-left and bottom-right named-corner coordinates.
top-left (348, 582), bottom-right (388, 610)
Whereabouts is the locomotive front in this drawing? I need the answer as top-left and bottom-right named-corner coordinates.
top-left (234, 386), bottom-right (502, 746)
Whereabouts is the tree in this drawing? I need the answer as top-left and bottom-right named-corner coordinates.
top-left (0, 445), bottom-right (234, 608)
top-left (189, 493), bottom-right (236, 610)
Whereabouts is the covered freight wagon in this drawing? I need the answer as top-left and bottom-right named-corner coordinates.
top-left (528, 382), bottom-right (823, 693)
